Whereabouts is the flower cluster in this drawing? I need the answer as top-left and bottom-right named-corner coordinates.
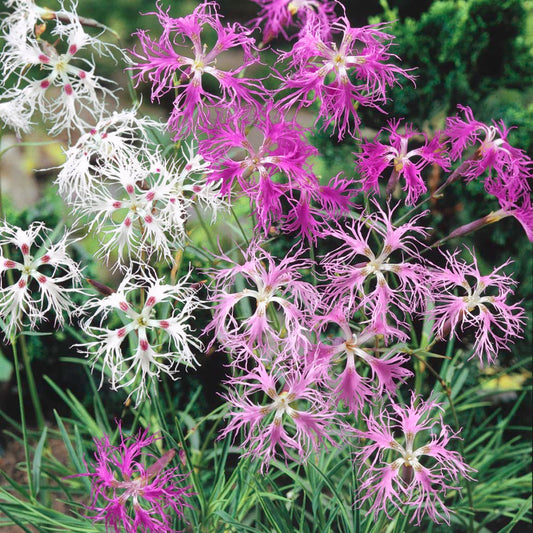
top-left (445, 105), bottom-right (533, 241)
top-left (1, 0), bottom-right (530, 530)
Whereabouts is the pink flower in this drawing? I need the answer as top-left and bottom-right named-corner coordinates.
top-left (130, 1), bottom-right (260, 137)
top-left (205, 240), bottom-right (319, 361)
top-left (357, 119), bottom-right (450, 204)
top-left (316, 305), bottom-right (411, 414)
top-left (84, 423), bottom-right (192, 533)
top-left (278, 17), bottom-right (414, 139)
top-left (355, 395), bottom-right (475, 525)
top-left (250, 0), bottom-right (337, 43)
top-left (445, 105), bottom-right (532, 200)
top-left (429, 249), bottom-right (525, 365)
top-left (321, 204), bottom-right (429, 330)
top-left (221, 362), bottom-right (336, 471)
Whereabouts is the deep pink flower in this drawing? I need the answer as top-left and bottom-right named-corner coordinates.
top-left (445, 105), bottom-right (532, 200)
top-left (205, 240), bottom-right (319, 361)
top-left (355, 395), bottom-right (475, 525)
top-left (429, 249), bottom-right (525, 365)
top-left (130, 1), bottom-right (260, 137)
top-left (250, 0), bottom-right (337, 43)
top-left (321, 204), bottom-right (429, 330)
top-left (357, 119), bottom-right (450, 204)
top-left (316, 305), bottom-right (411, 414)
top-left (221, 362), bottom-right (336, 471)
top-left (199, 104), bottom-right (354, 239)
top-left (278, 17), bottom-right (414, 139)
top-left (83, 424), bottom-right (193, 533)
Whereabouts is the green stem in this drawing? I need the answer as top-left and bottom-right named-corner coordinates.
top-left (193, 204), bottom-right (217, 251)
top-left (11, 338), bottom-right (35, 502)
top-left (18, 334), bottom-right (45, 430)
top-left (230, 205), bottom-right (250, 247)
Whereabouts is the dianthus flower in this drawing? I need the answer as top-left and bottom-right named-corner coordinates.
top-left (0, 221), bottom-right (83, 339)
top-left (316, 305), bottom-right (411, 414)
top-left (278, 17), bottom-right (414, 139)
top-left (199, 104), bottom-right (354, 239)
top-left (56, 109), bottom-right (164, 202)
top-left (79, 267), bottom-right (203, 405)
top-left (74, 149), bottom-right (217, 267)
top-left (429, 249), bottom-right (525, 365)
top-left (357, 119), bottom-right (450, 205)
top-left (130, 1), bottom-right (260, 137)
top-left (0, 2), bottom-right (118, 136)
top-left (221, 362), bottom-right (336, 471)
top-left (355, 395), bottom-right (475, 525)
top-left (445, 105), bottom-right (532, 199)
top-left (84, 423), bottom-right (193, 533)
top-left (205, 241), bottom-right (319, 361)
top-left (321, 204), bottom-right (429, 329)
top-left (250, 0), bottom-right (337, 43)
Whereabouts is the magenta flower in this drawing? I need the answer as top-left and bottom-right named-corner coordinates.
top-left (321, 204), bottom-right (429, 330)
top-left (355, 395), bottom-right (475, 525)
top-left (84, 424), bottom-right (192, 533)
top-left (221, 362), bottom-right (336, 471)
top-left (250, 0), bottom-right (337, 43)
top-left (357, 119), bottom-right (450, 204)
top-left (445, 105), bottom-right (532, 200)
top-left (316, 305), bottom-right (411, 414)
top-left (429, 249), bottom-right (525, 365)
top-left (130, 1), bottom-right (260, 137)
top-left (278, 17), bottom-right (414, 139)
top-left (205, 240), bottom-right (319, 361)
top-left (199, 104), bottom-right (354, 239)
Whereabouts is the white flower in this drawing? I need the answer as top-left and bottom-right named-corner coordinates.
top-left (0, 221), bottom-right (84, 339)
top-left (78, 266), bottom-right (203, 405)
top-left (0, 1), bottom-right (119, 136)
top-left (0, 98), bottom-right (33, 136)
top-left (56, 109), bottom-right (165, 202)
top-left (75, 152), bottom-right (181, 267)
top-left (72, 147), bottom-right (222, 268)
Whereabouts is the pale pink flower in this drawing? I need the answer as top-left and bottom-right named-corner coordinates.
top-left (221, 362), bottom-right (336, 471)
top-left (205, 240), bottom-right (319, 362)
top-left (321, 204), bottom-right (429, 329)
top-left (429, 249), bottom-right (525, 365)
top-left (316, 305), bottom-right (411, 414)
top-left (0, 221), bottom-right (83, 339)
top-left (355, 395), bottom-right (475, 525)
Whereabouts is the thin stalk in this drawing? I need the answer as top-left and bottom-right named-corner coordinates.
top-left (409, 351), bottom-right (475, 531)
top-left (230, 205), bottom-right (250, 247)
top-left (11, 339), bottom-right (35, 502)
top-left (193, 204), bottom-right (217, 252)
top-left (18, 334), bottom-right (45, 430)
